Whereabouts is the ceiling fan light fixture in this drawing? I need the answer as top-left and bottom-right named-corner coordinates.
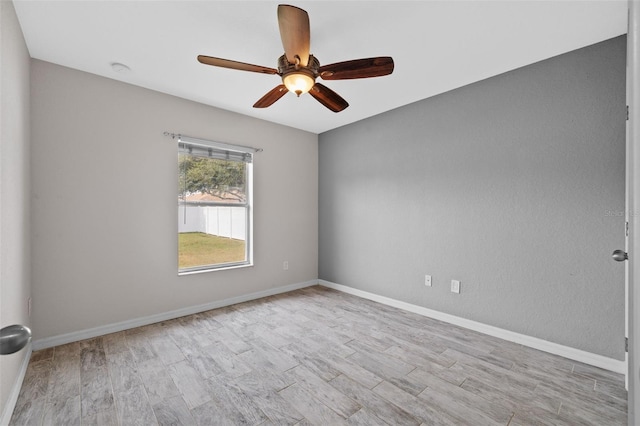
top-left (282, 71), bottom-right (315, 96)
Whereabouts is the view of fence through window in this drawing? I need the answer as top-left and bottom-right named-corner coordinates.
top-left (178, 149), bottom-right (249, 272)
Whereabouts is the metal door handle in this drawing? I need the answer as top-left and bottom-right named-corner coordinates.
top-left (0, 325), bottom-right (31, 355)
top-left (613, 249), bottom-right (628, 262)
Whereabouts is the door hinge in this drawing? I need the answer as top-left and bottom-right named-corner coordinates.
top-left (627, 221), bottom-right (630, 237)
top-left (626, 337), bottom-right (629, 352)
top-left (628, 105), bottom-right (630, 121)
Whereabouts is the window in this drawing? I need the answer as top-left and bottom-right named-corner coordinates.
top-left (178, 138), bottom-right (253, 273)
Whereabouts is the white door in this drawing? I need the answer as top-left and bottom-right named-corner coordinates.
top-left (627, 1), bottom-right (640, 424)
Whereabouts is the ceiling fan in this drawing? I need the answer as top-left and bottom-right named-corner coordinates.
top-left (197, 4), bottom-right (394, 113)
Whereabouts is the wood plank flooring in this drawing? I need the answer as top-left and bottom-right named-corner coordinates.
top-left (10, 285), bottom-right (627, 425)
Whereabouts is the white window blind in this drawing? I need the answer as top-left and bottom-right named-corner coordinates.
top-left (178, 141), bottom-right (253, 163)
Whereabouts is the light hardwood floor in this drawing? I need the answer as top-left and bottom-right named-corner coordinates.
top-left (10, 285), bottom-right (627, 425)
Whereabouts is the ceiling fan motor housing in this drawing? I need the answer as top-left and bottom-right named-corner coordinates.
top-left (278, 54), bottom-right (320, 78)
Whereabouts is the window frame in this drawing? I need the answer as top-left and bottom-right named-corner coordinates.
top-left (177, 138), bottom-right (254, 275)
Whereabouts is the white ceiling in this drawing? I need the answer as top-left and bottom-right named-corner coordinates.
top-left (13, 1), bottom-right (628, 134)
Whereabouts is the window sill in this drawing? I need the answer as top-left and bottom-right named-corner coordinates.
top-left (178, 262), bottom-right (253, 276)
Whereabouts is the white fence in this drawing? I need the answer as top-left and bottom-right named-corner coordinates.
top-left (178, 205), bottom-right (247, 241)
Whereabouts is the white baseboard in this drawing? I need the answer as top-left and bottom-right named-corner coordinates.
top-left (0, 344), bottom-right (32, 426)
top-left (32, 280), bottom-right (317, 351)
top-left (30, 278), bottom-right (625, 375)
top-left (319, 280), bottom-right (626, 375)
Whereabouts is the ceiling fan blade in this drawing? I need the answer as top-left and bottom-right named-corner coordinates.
top-left (253, 85), bottom-right (289, 108)
top-left (309, 83), bottom-right (349, 112)
top-left (277, 4), bottom-right (310, 66)
top-left (319, 57), bottom-right (394, 80)
top-left (197, 55), bottom-right (278, 75)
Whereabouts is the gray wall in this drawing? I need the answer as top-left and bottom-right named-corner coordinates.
top-left (31, 60), bottom-right (318, 340)
top-left (0, 0), bottom-right (32, 418)
top-left (319, 36), bottom-right (626, 359)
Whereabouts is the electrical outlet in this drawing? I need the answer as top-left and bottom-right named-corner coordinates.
top-left (425, 275), bottom-right (432, 287)
top-left (451, 280), bottom-right (461, 294)
top-left (283, 261), bottom-right (289, 270)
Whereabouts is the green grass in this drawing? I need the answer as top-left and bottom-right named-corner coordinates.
top-left (179, 232), bottom-right (245, 269)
